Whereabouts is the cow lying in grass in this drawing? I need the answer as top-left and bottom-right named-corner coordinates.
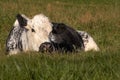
top-left (6, 13), bottom-right (99, 55)
top-left (39, 23), bottom-right (99, 53)
top-left (6, 14), bottom-right (52, 55)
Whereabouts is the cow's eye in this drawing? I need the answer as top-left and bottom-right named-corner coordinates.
top-left (31, 28), bottom-right (35, 32)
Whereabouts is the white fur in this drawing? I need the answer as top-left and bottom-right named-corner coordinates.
top-left (7, 14), bottom-right (52, 55)
top-left (77, 31), bottom-right (100, 51)
top-left (24, 14), bottom-right (52, 51)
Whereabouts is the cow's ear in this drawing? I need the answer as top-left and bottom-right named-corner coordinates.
top-left (16, 14), bottom-right (27, 27)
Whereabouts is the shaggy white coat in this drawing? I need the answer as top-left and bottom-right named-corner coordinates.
top-left (7, 14), bottom-right (52, 55)
top-left (22, 14), bottom-right (52, 51)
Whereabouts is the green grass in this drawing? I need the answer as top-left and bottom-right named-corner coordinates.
top-left (0, 0), bottom-right (120, 80)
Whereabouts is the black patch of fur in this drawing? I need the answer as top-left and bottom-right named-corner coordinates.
top-left (49, 22), bottom-right (84, 52)
top-left (16, 14), bottom-right (27, 27)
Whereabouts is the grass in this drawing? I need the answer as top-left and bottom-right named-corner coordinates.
top-left (0, 0), bottom-right (120, 80)
top-left (0, 52), bottom-right (120, 80)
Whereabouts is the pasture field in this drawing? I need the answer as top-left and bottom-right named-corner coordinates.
top-left (0, 0), bottom-right (120, 80)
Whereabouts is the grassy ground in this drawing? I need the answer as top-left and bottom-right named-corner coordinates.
top-left (0, 0), bottom-right (120, 80)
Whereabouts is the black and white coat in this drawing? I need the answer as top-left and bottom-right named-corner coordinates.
top-left (48, 23), bottom-right (99, 52)
top-left (6, 14), bottom-right (52, 55)
top-left (77, 31), bottom-right (99, 51)
top-left (6, 14), bottom-right (99, 55)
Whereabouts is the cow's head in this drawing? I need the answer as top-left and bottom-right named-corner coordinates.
top-left (16, 14), bottom-right (52, 51)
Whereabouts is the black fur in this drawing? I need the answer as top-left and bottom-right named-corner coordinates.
top-left (49, 22), bottom-right (84, 52)
top-left (16, 14), bottom-right (27, 27)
